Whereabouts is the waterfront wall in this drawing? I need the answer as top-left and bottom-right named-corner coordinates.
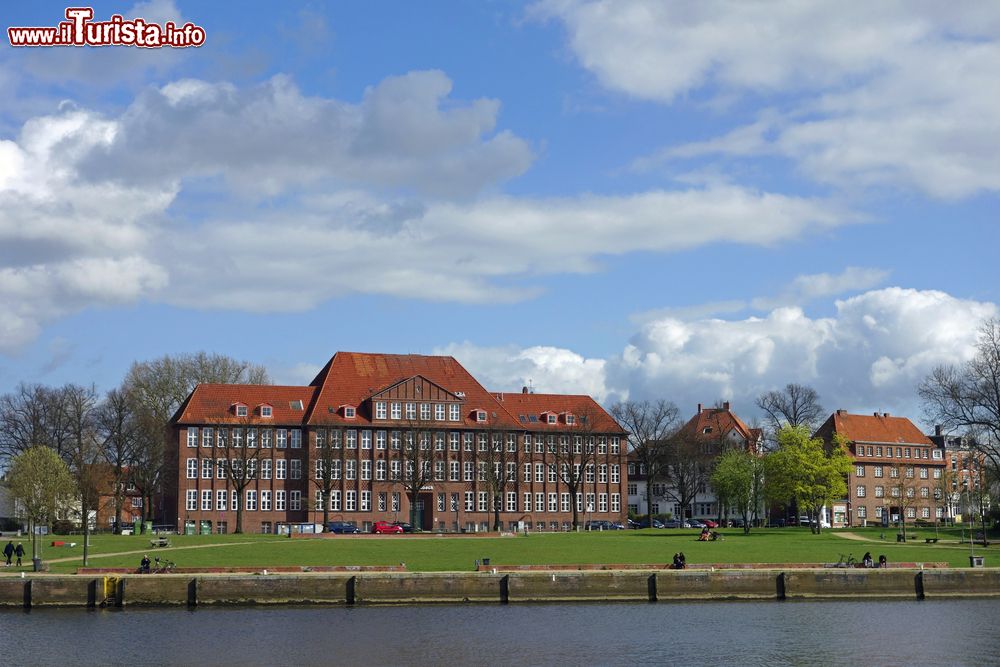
top-left (1, 569), bottom-right (998, 608)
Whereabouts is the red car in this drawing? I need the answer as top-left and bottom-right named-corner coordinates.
top-left (702, 519), bottom-right (718, 528)
top-left (372, 521), bottom-right (404, 534)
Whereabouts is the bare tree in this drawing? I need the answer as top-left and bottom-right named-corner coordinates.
top-left (59, 384), bottom-right (100, 564)
top-left (550, 408), bottom-right (602, 530)
top-left (0, 384), bottom-right (71, 462)
top-left (207, 417), bottom-right (269, 534)
top-left (392, 419), bottom-right (437, 530)
top-left (476, 425), bottom-right (519, 532)
top-left (920, 318), bottom-right (1000, 476)
top-left (610, 400), bottom-right (680, 520)
top-left (310, 423), bottom-right (348, 529)
top-left (756, 384), bottom-right (824, 446)
top-left (660, 431), bottom-right (712, 521)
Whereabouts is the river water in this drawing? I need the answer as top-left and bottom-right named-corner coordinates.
top-left (4, 600), bottom-right (998, 666)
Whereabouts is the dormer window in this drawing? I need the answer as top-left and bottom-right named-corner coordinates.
top-left (343, 406), bottom-right (356, 419)
top-left (476, 410), bottom-right (487, 423)
top-left (259, 405), bottom-right (273, 418)
top-left (547, 414), bottom-right (557, 425)
top-left (233, 403), bottom-right (248, 417)
top-left (702, 427), bottom-right (713, 434)
top-left (565, 414), bottom-right (575, 425)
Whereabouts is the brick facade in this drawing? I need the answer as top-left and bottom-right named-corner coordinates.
top-left (166, 352), bottom-right (626, 534)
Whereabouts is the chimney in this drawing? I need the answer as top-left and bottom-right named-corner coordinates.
top-left (522, 386), bottom-right (529, 394)
top-left (874, 412), bottom-right (880, 417)
top-left (723, 401), bottom-right (731, 411)
top-left (883, 412), bottom-right (890, 418)
top-left (836, 409), bottom-right (846, 415)
top-left (697, 403), bottom-right (703, 413)
top-left (935, 425), bottom-right (943, 437)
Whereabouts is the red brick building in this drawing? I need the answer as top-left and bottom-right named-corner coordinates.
top-left (814, 411), bottom-right (946, 527)
top-left (166, 352), bottom-right (626, 534)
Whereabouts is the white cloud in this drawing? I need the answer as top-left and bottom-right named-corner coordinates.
top-left (435, 342), bottom-right (610, 403)
top-left (446, 287), bottom-right (998, 421)
top-left (751, 267), bottom-right (889, 310)
top-left (536, 1), bottom-right (1000, 198)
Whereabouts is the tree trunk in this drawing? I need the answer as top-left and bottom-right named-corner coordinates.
top-left (235, 501), bottom-right (243, 534)
top-left (82, 497), bottom-right (90, 567)
top-left (493, 496), bottom-right (501, 532)
top-left (322, 492), bottom-right (330, 530)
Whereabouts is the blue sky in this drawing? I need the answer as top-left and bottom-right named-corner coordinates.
top-left (1, 1), bottom-right (997, 423)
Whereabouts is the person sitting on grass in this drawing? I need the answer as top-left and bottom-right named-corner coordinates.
top-left (698, 529), bottom-right (709, 541)
top-left (672, 553), bottom-right (682, 569)
top-left (710, 531), bottom-right (723, 541)
top-left (878, 554), bottom-right (887, 568)
top-left (678, 552), bottom-right (687, 569)
top-left (862, 552), bottom-right (873, 568)
top-left (139, 554), bottom-right (151, 574)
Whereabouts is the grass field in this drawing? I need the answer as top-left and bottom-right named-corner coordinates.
top-left (12, 525), bottom-right (992, 574)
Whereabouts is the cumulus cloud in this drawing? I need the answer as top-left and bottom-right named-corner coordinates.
top-left (750, 267), bottom-right (889, 310)
top-left (446, 287), bottom-right (998, 420)
top-left (82, 71), bottom-right (534, 199)
top-left (536, 1), bottom-right (1000, 198)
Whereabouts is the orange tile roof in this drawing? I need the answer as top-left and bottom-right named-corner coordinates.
top-left (305, 352), bottom-right (521, 429)
top-left (816, 411), bottom-right (934, 446)
top-left (678, 404), bottom-right (755, 442)
top-left (173, 384), bottom-right (318, 425)
top-left (499, 392), bottom-right (624, 433)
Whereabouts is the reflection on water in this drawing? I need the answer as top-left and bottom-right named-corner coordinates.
top-left (4, 600), bottom-right (998, 666)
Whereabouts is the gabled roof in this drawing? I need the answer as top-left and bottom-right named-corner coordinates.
top-left (370, 374), bottom-right (463, 402)
top-left (499, 392), bottom-right (624, 434)
top-left (173, 385), bottom-right (318, 425)
top-left (815, 411), bottom-right (934, 446)
top-left (678, 403), bottom-right (756, 443)
top-left (305, 352), bottom-right (520, 428)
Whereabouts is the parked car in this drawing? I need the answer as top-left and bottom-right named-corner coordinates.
top-left (662, 519), bottom-right (691, 529)
top-left (627, 519), bottom-right (641, 529)
top-left (635, 518), bottom-right (665, 529)
top-left (688, 519), bottom-right (706, 529)
top-left (585, 520), bottom-right (624, 531)
top-left (372, 521), bottom-right (404, 534)
top-left (702, 519), bottom-right (718, 528)
top-left (392, 521), bottom-right (415, 533)
top-left (327, 521), bottom-right (361, 534)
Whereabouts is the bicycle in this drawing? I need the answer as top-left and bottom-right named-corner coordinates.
top-left (831, 553), bottom-right (856, 568)
top-left (151, 557), bottom-right (176, 573)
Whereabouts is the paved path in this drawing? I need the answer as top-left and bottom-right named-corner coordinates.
top-left (45, 539), bottom-right (286, 564)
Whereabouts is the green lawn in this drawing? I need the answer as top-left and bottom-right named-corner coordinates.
top-left (20, 526), bottom-right (993, 574)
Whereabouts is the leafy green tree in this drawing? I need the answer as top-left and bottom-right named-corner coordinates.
top-left (710, 448), bottom-right (764, 534)
top-left (765, 425), bottom-right (851, 534)
top-left (6, 447), bottom-right (76, 565)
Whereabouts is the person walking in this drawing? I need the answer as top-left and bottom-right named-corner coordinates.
top-left (14, 542), bottom-right (25, 567)
top-left (3, 540), bottom-right (13, 566)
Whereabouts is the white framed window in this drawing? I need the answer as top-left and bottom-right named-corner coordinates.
top-left (507, 492), bottom-right (517, 512)
top-left (186, 458), bottom-right (197, 479)
top-left (261, 459), bottom-right (272, 479)
top-left (331, 490), bottom-right (341, 511)
top-left (379, 492), bottom-right (387, 512)
top-left (344, 406), bottom-right (356, 419)
top-left (276, 429), bottom-right (287, 448)
top-left (346, 460), bottom-right (356, 480)
top-left (290, 491), bottom-right (301, 511)
top-left (874, 466), bottom-right (883, 478)
top-left (275, 490), bottom-right (286, 511)
top-left (260, 429), bottom-right (271, 448)
top-left (246, 490), bottom-right (257, 511)
top-left (235, 404), bottom-right (248, 417)
top-left (187, 428), bottom-right (198, 447)
top-left (345, 490), bottom-right (356, 511)
top-left (535, 492), bottom-right (545, 512)
top-left (478, 491), bottom-right (488, 512)
top-left (231, 428), bottom-right (243, 448)
top-left (362, 460), bottom-right (372, 480)
top-left (548, 493), bottom-right (558, 512)
top-left (361, 490), bottom-right (371, 511)
top-left (466, 492), bottom-right (475, 512)
top-left (856, 465), bottom-right (865, 477)
top-left (201, 458), bottom-right (212, 479)
top-left (276, 459), bottom-right (286, 480)
top-left (450, 432), bottom-right (460, 451)
top-left (361, 430), bottom-right (372, 449)
top-left (261, 405), bottom-right (272, 418)
top-left (185, 490), bottom-right (197, 511)
top-left (535, 463), bottom-right (544, 483)
top-left (599, 493), bottom-right (608, 512)
top-left (435, 433), bottom-right (445, 451)
top-left (599, 464), bottom-right (608, 483)
top-left (610, 437), bottom-right (620, 454)
top-left (435, 404), bottom-right (446, 421)
top-left (856, 505), bottom-right (866, 518)
top-left (420, 403), bottom-right (431, 420)
top-left (201, 489), bottom-right (212, 511)
top-left (875, 485), bottom-right (884, 497)
top-left (202, 428), bottom-right (213, 448)
top-left (376, 431), bottom-right (386, 450)
top-left (464, 462), bottom-right (474, 482)
top-left (611, 465), bottom-right (620, 484)
top-left (391, 431), bottom-right (401, 450)
top-left (290, 459), bottom-right (302, 480)
top-left (246, 428), bottom-right (256, 448)
top-left (523, 493), bottom-right (531, 512)
top-left (376, 460), bottom-right (386, 481)
top-left (405, 402), bottom-right (416, 419)
top-left (449, 404), bottom-right (460, 421)
top-left (476, 410), bottom-right (487, 423)
top-left (547, 414), bottom-right (557, 424)
top-left (392, 492), bottom-right (400, 512)
top-left (260, 490), bottom-right (272, 511)
top-left (611, 493), bottom-right (620, 513)
top-left (524, 434), bottom-right (531, 453)
top-left (216, 458), bottom-right (227, 479)
top-left (375, 401), bottom-right (387, 420)
top-left (450, 461), bottom-right (459, 481)
top-left (523, 463), bottom-right (531, 483)
top-left (346, 430), bottom-right (357, 449)
top-left (566, 414), bottom-right (575, 425)
top-left (290, 430), bottom-right (302, 449)
top-left (464, 432), bottom-right (473, 451)
top-left (857, 485), bottom-right (866, 498)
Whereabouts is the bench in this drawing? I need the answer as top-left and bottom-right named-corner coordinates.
top-left (924, 538), bottom-right (938, 543)
top-left (149, 537), bottom-right (171, 548)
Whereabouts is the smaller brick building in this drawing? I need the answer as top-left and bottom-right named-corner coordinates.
top-left (814, 411), bottom-right (946, 527)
